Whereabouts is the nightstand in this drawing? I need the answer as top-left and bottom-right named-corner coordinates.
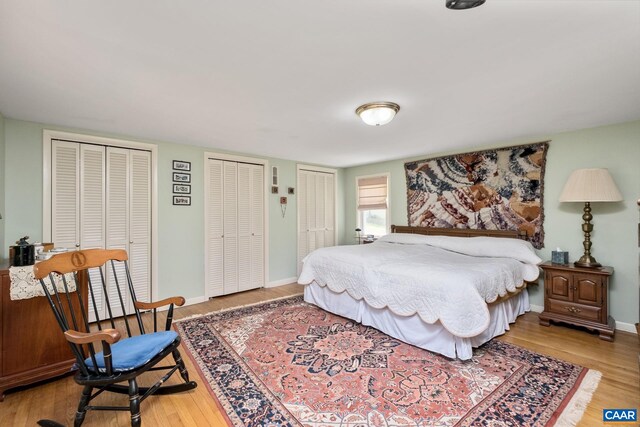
top-left (538, 261), bottom-right (615, 341)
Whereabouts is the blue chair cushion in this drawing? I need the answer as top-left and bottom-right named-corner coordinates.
top-left (85, 330), bottom-right (178, 373)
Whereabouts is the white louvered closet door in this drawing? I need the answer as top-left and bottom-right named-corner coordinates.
top-left (81, 144), bottom-right (106, 321)
top-left (237, 163), bottom-right (252, 291)
top-left (297, 171), bottom-right (308, 273)
top-left (106, 147), bottom-right (130, 318)
top-left (249, 164), bottom-right (264, 291)
top-left (206, 159), bottom-right (264, 297)
top-left (128, 150), bottom-right (151, 310)
top-left (105, 148), bottom-right (151, 317)
top-left (206, 160), bottom-right (224, 297)
top-left (51, 141), bottom-right (152, 321)
top-left (315, 173), bottom-right (326, 249)
top-left (223, 161), bottom-right (239, 295)
top-left (306, 171), bottom-right (317, 255)
top-left (52, 141), bottom-right (80, 250)
top-left (297, 168), bottom-right (337, 274)
top-left (237, 163), bottom-right (264, 292)
top-left (80, 144), bottom-right (106, 250)
top-left (324, 173), bottom-right (335, 247)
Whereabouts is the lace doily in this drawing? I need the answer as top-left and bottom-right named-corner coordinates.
top-left (9, 265), bottom-right (77, 301)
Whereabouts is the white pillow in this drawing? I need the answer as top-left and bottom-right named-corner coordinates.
top-left (377, 233), bottom-right (541, 265)
top-left (422, 235), bottom-right (542, 265)
top-left (377, 233), bottom-right (432, 245)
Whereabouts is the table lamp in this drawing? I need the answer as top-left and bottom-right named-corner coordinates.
top-left (559, 168), bottom-right (622, 268)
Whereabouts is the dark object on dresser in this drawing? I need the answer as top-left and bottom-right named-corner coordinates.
top-left (11, 236), bottom-right (35, 266)
top-left (33, 249), bottom-right (197, 427)
top-left (538, 261), bottom-right (615, 341)
top-left (0, 261), bottom-right (85, 400)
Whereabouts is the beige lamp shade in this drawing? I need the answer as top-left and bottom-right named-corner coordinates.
top-left (559, 168), bottom-right (623, 202)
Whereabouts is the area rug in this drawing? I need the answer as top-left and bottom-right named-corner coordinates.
top-left (174, 296), bottom-right (600, 427)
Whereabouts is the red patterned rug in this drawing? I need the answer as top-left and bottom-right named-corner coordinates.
top-left (175, 296), bottom-right (600, 427)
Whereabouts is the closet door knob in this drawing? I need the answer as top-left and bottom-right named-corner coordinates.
top-left (129, 241), bottom-right (134, 244)
top-left (75, 243), bottom-right (80, 248)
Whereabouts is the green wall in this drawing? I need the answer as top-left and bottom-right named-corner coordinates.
top-left (1, 118), bottom-right (341, 300)
top-left (342, 120), bottom-right (640, 326)
top-left (2, 116), bottom-right (637, 326)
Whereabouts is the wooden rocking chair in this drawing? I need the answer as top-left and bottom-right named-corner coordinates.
top-left (34, 249), bottom-right (197, 427)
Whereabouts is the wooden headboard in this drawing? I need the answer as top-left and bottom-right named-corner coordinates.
top-left (390, 225), bottom-right (527, 240)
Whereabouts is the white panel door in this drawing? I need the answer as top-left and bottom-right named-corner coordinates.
top-left (223, 161), bottom-right (239, 294)
top-left (237, 163), bottom-right (252, 291)
top-left (51, 140), bottom-right (80, 250)
top-left (206, 159), bottom-right (224, 297)
top-left (249, 164), bottom-right (264, 290)
top-left (129, 150), bottom-right (151, 309)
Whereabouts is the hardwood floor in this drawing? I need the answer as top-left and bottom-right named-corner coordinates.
top-left (0, 283), bottom-right (637, 427)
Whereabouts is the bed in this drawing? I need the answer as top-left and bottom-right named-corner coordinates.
top-left (298, 225), bottom-right (541, 360)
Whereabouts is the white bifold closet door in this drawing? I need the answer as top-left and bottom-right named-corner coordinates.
top-left (206, 159), bottom-right (264, 297)
top-left (105, 147), bottom-right (151, 316)
top-left (297, 169), bottom-right (336, 273)
top-left (50, 140), bottom-right (151, 321)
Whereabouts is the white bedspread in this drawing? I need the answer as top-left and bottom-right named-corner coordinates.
top-left (298, 233), bottom-right (541, 338)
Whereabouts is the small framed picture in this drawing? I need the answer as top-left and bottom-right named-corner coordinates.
top-left (173, 184), bottom-right (191, 194)
top-left (173, 172), bottom-right (191, 183)
top-left (271, 186), bottom-right (279, 194)
top-left (288, 187), bottom-right (295, 195)
top-left (173, 160), bottom-right (191, 171)
top-left (173, 195), bottom-right (191, 206)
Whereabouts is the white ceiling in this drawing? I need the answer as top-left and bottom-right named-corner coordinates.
top-left (1, 1), bottom-right (639, 168)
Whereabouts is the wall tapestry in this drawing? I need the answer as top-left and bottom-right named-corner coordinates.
top-left (405, 142), bottom-right (548, 248)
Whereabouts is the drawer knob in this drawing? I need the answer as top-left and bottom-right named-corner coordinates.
top-left (564, 306), bottom-right (581, 314)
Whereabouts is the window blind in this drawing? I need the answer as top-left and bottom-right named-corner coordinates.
top-left (357, 176), bottom-right (388, 210)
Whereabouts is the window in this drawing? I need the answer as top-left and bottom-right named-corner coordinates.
top-left (357, 175), bottom-right (389, 238)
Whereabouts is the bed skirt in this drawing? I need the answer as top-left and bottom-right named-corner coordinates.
top-left (303, 282), bottom-right (530, 360)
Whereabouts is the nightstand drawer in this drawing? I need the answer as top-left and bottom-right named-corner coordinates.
top-left (548, 299), bottom-right (601, 321)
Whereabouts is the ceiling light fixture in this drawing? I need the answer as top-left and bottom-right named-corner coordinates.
top-left (446, 0), bottom-right (486, 10)
top-left (355, 102), bottom-right (400, 126)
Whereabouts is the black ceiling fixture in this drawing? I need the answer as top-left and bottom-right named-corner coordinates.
top-left (446, 0), bottom-right (486, 10)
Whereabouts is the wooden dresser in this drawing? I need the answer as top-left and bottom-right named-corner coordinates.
top-left (538, 261), bottom-right (615, 341)
top-left (0, 261), bottom-right (84, 400)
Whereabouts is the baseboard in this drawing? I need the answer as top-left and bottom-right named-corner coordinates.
top-left (529, 304), bottom-right (637, 334)
top-left (265, 276), bottom-right (298, 288)
top-left (184, 296), bottom-right (208, 306)
top-left (616, 321), bottom-right (638, 334)
top-left (530, 304), bottom-right (543, 313)
top-left (154, 295), bottom-right (207, 312)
